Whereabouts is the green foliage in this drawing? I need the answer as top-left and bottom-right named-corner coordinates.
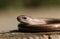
top-left (0, 0), bottom-right (60, 8)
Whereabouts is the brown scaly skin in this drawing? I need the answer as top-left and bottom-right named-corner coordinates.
top-left (17, 15), bottom-right (60, 31)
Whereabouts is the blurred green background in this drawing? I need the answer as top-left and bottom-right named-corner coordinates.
top-left (0, 0), bottom-right (60, 9)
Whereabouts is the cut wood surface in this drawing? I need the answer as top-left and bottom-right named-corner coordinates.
top-left (0, 32), bottom-right (60, 39)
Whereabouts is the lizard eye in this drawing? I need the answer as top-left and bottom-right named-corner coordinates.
top-left (22, 17), bottom-right (27, 19)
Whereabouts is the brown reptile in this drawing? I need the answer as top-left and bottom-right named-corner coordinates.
top-left (17, 15), bottom-right (60, 31)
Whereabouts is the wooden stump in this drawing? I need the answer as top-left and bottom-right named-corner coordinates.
top-left (0, 32), bottom-right (60, 39)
